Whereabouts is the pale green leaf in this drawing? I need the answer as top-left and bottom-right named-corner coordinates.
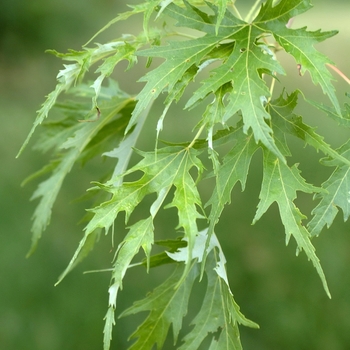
top-left (128, 35), bottom-right (217, 132)
top-left (103, 217), bottom-right (154, 350)
top-left (110, 217), bottom-right (154, 303)
top-left (214, 0), bottom-right (230, 34)
top-left (84, 147), bottom-right (202, 233)
top-left (103, 306), bottom-right (116, 350)
top-left (165, 148), bottom-right (205, 264)
top-left (84, 3), bottom-right (156, 46)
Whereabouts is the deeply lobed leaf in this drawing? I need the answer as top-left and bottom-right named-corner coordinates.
top-left (253, 150), bottom-right (330, 297)
top-left (19, 1), bottom-right (350, 349)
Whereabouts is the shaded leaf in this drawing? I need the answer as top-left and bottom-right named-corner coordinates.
top-left (269, 91), bottom-right (350, 167)
top-left (25, 85), bottom-right (133, 256)
top-left (120, 263), bottom-right (199, 349)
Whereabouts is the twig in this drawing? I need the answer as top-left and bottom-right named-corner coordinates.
top-left (327, 63), bottom-right (350, 84)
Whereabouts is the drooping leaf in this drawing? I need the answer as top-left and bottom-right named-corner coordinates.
top-left (18, 34), bottom-right (152, 157)
top-left (17, 84), bottom-right (65, 157)
top-left (25, 87), bottom-right (134, 256)
top-left (201, 124), bottom-right (260, 273)
top-left (103, 217), bottom-right (154, 350)
top-left (103, 307), bottom-right (116, 350)
top-left (253, 150), bottom-right (330, 297)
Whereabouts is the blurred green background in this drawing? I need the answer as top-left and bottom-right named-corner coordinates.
top-left (1, 0), bottom-right (350, 349)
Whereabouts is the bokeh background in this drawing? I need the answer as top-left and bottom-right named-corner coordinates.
top-left (1, 0), bottom-right (350, 349)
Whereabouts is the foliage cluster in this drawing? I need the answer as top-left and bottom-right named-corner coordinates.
top-left (19, 1), bottom-right (350, 349)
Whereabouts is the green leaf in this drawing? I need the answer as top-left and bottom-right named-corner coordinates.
top-left (165, 149), bottom-right (205, 266)
top-left (214, 0), bottom-right (230, 34)
top-left (58, 146), bottom-right (204, 282)
top-left (177, 4), bottom-right (285, 159)
top-left (308, 140), bottom-right (350, 236)
top-left (253, 150), bottom-right (331, 297)
top-left (129, 36), bottom-right (217, 132)
top-left (111, 217), bottom-right (153, 296)
top-left (18, 40), bottom-right (138, 156)
top-left (103, 307), bottom-right (116, 350)
top-left (91, 42), bottom-right (138, 107)
top-left (127, 2), bottom-right (246, 131)
top-left (120, 262), bottom-right (199, 349)
top-left (85, 147), bottom-right (203, 233)
top-left (257, 0), bottom-right (340, 115)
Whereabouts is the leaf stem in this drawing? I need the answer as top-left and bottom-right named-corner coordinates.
top-left (187, 124), bottom-right (206, 149)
